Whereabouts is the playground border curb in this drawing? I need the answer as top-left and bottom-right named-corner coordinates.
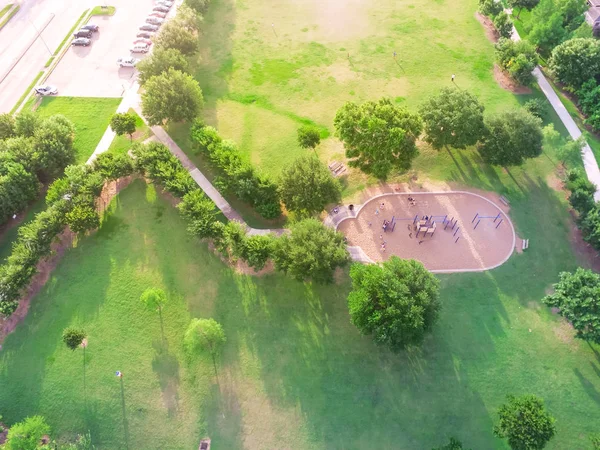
top-left (334, 190), bottom-right (517, 274)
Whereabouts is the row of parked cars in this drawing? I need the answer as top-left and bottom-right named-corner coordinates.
top-left (72, 23), bottom-right (100, 47)
top-left (116, 0), bottom-right (174, 68)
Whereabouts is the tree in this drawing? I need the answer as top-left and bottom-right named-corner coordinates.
top-left (347, 257), bottom-right (440, 351)
top-left (508, 0), bottom-right (539, 19)
top-left (297, 125), bottom-right (321, 155)
top-left (419, 88), bottom-right (486, 151)
top-left (109, 113), bottom-right (137, 141)
top-left (137, 47), bottom-right (190, 85)
top-left (140, 287), bottom-right (168, 340)
top-left (432, 438), bottom-right (471, 450)
top-left (185, 0), bottom-right (210, 12)
top-left (495, 38), bottom-right (537, 86)
top-left (278, 155), bottom-right (341, 216)
top-left (494, 12), bottom-right (514, 39)
top-left (0, 160), bottom-right (40, 226)
top-left (494, 395), bottom-right (556, 450)
top-left (184, 318), bottom-right (226, 377)
top-left (529, 11), bottom-right (568, 53)
top-left (154, 21), bottom-right (198, 56)
top-left (560, 0), bottom-right (588, 32)
top-left (15, 111), bottom-right (40, 138)
top-left (240, 234), bottom-right (275, 271)
top-left (334, 98), bottom-right (423, 179)
top-left (549, 38), bottom-right (600, 89)
top-left (3, 415), bottom-right (51, 450)
top-left (591, 434), bottom-right (600, 450)
top-left (524, 98), bottom-right (548, 119)
top-left (141, 68), bottom-right (204, 126)
top-left (0, 112), bottom-right (16, 139)
top-left (556, 136), bottom-right (585, 166)
top-left (273, 218), bottom-right (349, 283)
top-left (479, 0), bottom-right (503, 17)
top-left (543, 267), bottom-right (600, 343)
top-left (62, 327), bottom-right (86, 351)
top-left (65, 205), bottom-right (99, 234)
top-left (479, 109), bottom-right (543, 166)
top-left (33, 115), bottom-right (76, 179)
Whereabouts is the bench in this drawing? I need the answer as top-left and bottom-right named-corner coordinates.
top-left (522, 239), bottom-right (529, 251)
top-left (499, 195), bottom-right (509, 206)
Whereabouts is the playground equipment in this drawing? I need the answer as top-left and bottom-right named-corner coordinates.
top-left (471, 212), bottom-right (503, 230)
top-left (416, 220), bottom-right (436, 238)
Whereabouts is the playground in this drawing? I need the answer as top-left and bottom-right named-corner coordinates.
top-left (337, 192), bottom-right (515, 272)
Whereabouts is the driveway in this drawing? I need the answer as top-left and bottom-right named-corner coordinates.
top-left (45, 0), bottom-right (166, 98)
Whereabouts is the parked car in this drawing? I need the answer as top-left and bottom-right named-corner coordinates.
top-left (136, 31), bottom-right (155, 38)
top-left (152, 5), bottom-right (169, 12)
top-left (34, 85), bottom-right (58, 96)
top-left (81, 24), bottom-right (99, 32)
top-left (72, 37), bottom-right (91, 46)
top-left (117, 57), bottom-right (139, 68)
top-left (139, 23), bottom-right (159, 31)
top-left (133, 38), bottom-right (152, 46)
top-left (149, 11), bottom-right (167, 18)
top-left (130, 43), bottom-right (150, 53)
top-left (156, 0), bottom-right (173, 7)
top-left (73, 29), bottom-right (92, 38)
top-left (145, 16), bottom-right (164, 25)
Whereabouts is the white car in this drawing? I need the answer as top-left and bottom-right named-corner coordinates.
top-left (34, 85), bottom-right (58, 96)
top-left (117, 57), bottom-right (139, 68)
top-left (145, 16), bottom-right (164, 25)
top-left (130, 43), bottom-right (150, 53)
top-left (156, 0), bottom-right (173, 7)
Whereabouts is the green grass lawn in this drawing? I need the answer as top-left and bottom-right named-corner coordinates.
top-left (36, 97), bottom-right (121, 163)
top-left (107, 109), bottom-right (153, 155)
top-left (0, 179), bottom-right (599, 449)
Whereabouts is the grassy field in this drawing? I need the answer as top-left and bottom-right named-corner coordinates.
top-left (36, 97), bottom-right (121, 163)
top-left (0, 178), bottom-right (599, 449)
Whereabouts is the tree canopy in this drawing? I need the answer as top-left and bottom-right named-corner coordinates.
top-left (140, 287), bottom-right (167, 312)
top-left (141, 68), bottom-right (204, 126)
top-left (184, 318), bottom-right (226, 377)
top-left (494, 394), bottom-right (556, 450)
top-left (478, 109), bottom-right (543, 166)
top-left (109, 112), bottom-right (137, 140)
top-left (495, 38), bottom-right (537, 86)
top-left (543, 267), bottom-right (600, 343)
top-left (137, 47), bottom-right (191, 85)
top-left (419, 88), bottom-right (486, 151)
top-left (278, 155), bottom-right (341, 216)
top-left (154, 21), bottom-right (199, 56)
top-left (297, 125), bottom-right (321, 151)
top-left (347, 257), bottom-right (441, 351)
top-left (549, 38), bottom-right (600, 89)
top-left (494, 12), bottom-right (514, 39)
top-left (3, 415), bottom-right (51, 450)
top-left (334, 98), bottom-right (423, 179)
top-left (273, 218), bottom-right (349, 283)
top-left (508, 0), bottom-right (540, 18)
top-left (62, 327), bottom-right (86, 351)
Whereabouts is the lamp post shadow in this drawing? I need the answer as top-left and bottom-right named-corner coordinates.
top-left (120, 377), bottom-right (130, 450)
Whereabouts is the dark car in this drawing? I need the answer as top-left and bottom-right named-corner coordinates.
top-left (139, 23), bottom-right (159, 31)
top-left (73, 29), bottom-right (92, 38)
top-left (72, 37), bottom-right (91, 46)
top-left (81, 24), bottom-right (99, 32)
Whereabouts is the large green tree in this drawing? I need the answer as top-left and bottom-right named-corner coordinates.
top-left (15, 111), bottom-right (40, 138)
top-left (279, 155), bottom-right (341, 216)
top-left (273, 218), bottom-right (349, 283)
top-left (184, 318), bottom-right (226, 377)
top-left (297, 125), bottom-right (321, 155)
top-left (0, 159), bottom-right (40, 225)
top-left (543, 267), bottom-right (600, 343)
top-left (141, 68), bottom-right (204, 126)
top-left (347, 257), bottom-right (440, 351)
top-left (549, 38), bottom-right (600, 89)
top-left (495, 38), bottom-right (538, 86)
top-left (62, 327), bottom-right (86, 351)
top-left (3, 415), bottom-right (51, 450)
top-left (137, 47), bottom-right (190, 85)
top-left (154, 21), bottom-right (198, 56)
top-left (109, 112), bottom-right (137, 141)
top-left (334, 98), bottom-right (423, 179)
top-left (419, 88), bottom-right (486, 151)
top-left (478, 109), bottom-right (543, 166)
top-left (494, 395), bottom-right (556, 450)
top-left (33, 114), bottom-right (76, 179)
top-left (0, 113), bottom-right (16, 139)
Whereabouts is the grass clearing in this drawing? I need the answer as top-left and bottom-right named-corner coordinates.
top-left (0, 4), bottom-right (18, 30)
top-left (36, 97), bottom-right (121, 163)
top-left (0, 178), bottom-right (598, 449)
top-left (90, 5), bottom-right (116, 16)
top-left (0, 3), bottom-right (13, 20)
top-left (107, 109), bottom-right (153, 155)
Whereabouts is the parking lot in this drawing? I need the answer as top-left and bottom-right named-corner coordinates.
top-left (46, 0), bottom-right (174, 97)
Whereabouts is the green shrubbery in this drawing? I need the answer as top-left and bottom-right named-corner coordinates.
top-left (190, 121), bottom-right (281, 219)
top-left (495, 38), bottom-right (537, 86)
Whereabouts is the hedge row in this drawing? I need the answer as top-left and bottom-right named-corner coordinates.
top-left (566, 169), bottom-right (600, 250)
top-left (190, 121), bottom-right (281, 219)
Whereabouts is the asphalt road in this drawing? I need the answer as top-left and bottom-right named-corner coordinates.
top-left (0, 0), bottom-right (93, 112)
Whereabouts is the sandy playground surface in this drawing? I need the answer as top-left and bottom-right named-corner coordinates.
top-left (337, 192), bottom-right (515, 272)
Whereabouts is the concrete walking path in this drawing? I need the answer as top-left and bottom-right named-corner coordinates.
top-left (510, 22), bottom-right (600, 201)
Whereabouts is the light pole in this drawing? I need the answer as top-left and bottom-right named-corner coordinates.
top-left (28, 13), bottom-right (53, 56)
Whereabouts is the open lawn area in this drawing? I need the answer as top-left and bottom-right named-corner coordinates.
top-left (36, 97), bottom-right (121, 163)
top-left (0, 178), bottom-right (599, 449)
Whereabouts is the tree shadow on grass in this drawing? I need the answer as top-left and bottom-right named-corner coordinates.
top-left (151, 339), bottom-right (180, 417)
top-left (574, 368), bottom-right (600, 406)
top-left (209, 268), bottom-right (509, 449)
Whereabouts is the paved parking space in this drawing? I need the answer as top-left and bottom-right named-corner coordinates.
top-left (46, 0), bottom-right (174, 97)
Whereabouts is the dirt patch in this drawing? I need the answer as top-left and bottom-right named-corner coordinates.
top-left (0, 423), bottom-right (7, 445)
top-left (475, 12), bottom-right (499, 43)
top-left (553, 319), bottom-right (576, 344)
top-left (494, 64), bottom-right (532, 94)
top-left (0, 176), bottom-right (137, 344)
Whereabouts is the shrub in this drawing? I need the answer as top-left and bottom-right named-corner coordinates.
top-left (93, 152), bottom-right (134, 180)
top-left (523, 98), bottom-right (548, 119)
top-left (495, 38), bottom-right (537, 86)
top-left (177, 188), bottom-right (221, 239)
top-left (549, 38), bottom-right (600, 89)
top-left (241, 233), bottom-right (275, 271)
top-left (479, 0), bottom-right (503, 16)
top-left (494, 12), bottom-right (514, 39)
